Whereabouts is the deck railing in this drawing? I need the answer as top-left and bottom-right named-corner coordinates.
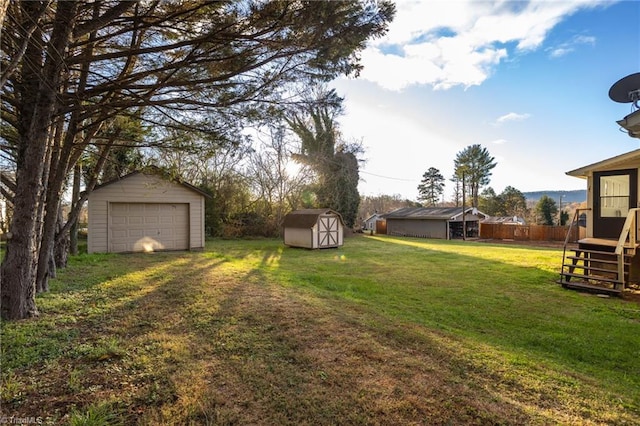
top-left (561, 208), bottom-right (589, 273)
top-left (614, 208), bottom-right (640, 285)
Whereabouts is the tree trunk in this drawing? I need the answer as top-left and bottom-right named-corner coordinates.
top-left (55, 206), bottom-right (69, 270)
top-left (70, 162), bottom-right (81, 255)
top-left (1, 1), bottom-right (78, 320)
top-left (36, 115), bottom-right (71, 294)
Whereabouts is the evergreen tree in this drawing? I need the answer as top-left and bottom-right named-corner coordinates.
top-left (287, 89), bottom-right (361, 228)
top-left (417, 167), bottom-right (445, 206)
top-left (500, 186), bottom-right (527, 217)
top-left (331, 148), bottom-right (361, 228)
top-left (478, 187), bottom-right (501, 216)
top-left (535, 195), bottom-right (558, 225)
top-left (454, 144), bottom-right (497, 207)
top-left (479, 185), bottom-right (528, 218)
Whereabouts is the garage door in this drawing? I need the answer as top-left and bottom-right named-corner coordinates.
top-left (109, 203), bottom-right (189, 253)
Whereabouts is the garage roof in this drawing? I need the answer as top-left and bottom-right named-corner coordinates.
top-left (384, 207), bottom-right (484, 220)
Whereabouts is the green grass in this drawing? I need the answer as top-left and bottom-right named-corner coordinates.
top-left (1, 235), bottom-right (639, 424)
top-left (275, 237), bottom-right (638, 377)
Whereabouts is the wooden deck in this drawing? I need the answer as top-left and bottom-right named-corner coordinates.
top-left (577, 238), bottom-right (640, 249)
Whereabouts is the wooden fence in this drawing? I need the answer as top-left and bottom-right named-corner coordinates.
top-left (479, 223), bottom-right (581, 242)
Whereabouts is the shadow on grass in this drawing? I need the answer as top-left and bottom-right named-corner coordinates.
top-left (1, 238), bottom-right (639, 424)
top-left (272, 236), bottom-right (640, 415)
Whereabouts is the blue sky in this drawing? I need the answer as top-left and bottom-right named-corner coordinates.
top-left (330, 0), bottom-right (640, 201)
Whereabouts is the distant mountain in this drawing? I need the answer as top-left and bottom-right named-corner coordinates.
top-left (522, 190), bottom-right (586, 203)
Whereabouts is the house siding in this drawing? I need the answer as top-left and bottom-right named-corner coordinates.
top-left (88, 173), bottom-right (205, 253)
top-left (567, 150), bottom-right (640, 240)
top-left (387, 219), bottom-right (447, 239)
top-left (284, 227), bottom-right (316, 249)
top-left (581, 168), bottom-right (640, 239)
top-left (363, 214), bottom-right (382, 231)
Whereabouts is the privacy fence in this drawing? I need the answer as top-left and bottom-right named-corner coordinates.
top-left (479, 223), bottom-right (581, 242)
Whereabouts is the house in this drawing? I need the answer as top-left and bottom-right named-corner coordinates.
top-left (481, 216), bottom-right (526, 225)
top-left (283, 209), bottom-right (344, 249)
top-left (558, 148), bottom-right (640, 295)
top-left (383, 207), bottom-right (488, 240)
top-left (87, 170), bottom-right (210, 253)
top-left (362, 213), bottom-right (383, 232)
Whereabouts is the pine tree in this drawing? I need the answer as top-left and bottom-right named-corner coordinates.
top-left (535, 195), bottom-right (558, 225)
top-left (454, 144), bottom-right (497, 207)
top-left (417, 167), bottom-right (445, 206)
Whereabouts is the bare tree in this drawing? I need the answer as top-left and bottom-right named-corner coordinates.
top-left (245, 125), bottom-right (313, 234)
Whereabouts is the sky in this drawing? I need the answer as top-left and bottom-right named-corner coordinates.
top-left (330, 0), bottom-right (640, 201)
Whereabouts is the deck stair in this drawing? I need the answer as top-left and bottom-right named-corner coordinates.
top-left (558, 246), bottom-right (630, 295)
top-left (557, 208), bottom-right (640, 296)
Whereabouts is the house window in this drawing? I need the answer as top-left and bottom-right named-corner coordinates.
top-left (599, 174), bottom-right (630, 217)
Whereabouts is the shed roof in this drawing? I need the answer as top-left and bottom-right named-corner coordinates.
top-left (384, 207), bottom-right (484, 220)
top-left (90, 168), bottom-right (212, 198)
top-left (566, 148), bottom-right (640, 178)
top-left (283, 209), bottom-right (344, 229)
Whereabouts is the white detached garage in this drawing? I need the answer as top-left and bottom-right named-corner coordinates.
top-left (87, 171), bottom-right (209, 253)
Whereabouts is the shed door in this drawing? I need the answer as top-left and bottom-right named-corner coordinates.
top-left (109, 203), bottom-right (189, 253)
top-left (593, 169), bottom-right (637, 239)
top-left (318, 215), bottom-right (339, 247)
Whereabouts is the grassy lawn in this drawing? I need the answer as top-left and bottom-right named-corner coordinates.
top-left (1, 235), bottom-right (639, 425)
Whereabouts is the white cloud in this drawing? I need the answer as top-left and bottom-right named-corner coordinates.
top-left (491, 139), bottom-right (508, 145)
top-left (547, 34), bottom-right (597, 58)
top-left (360, 0), bottom-right (612, 91)
top-left (493, 112), bottom-right (531, 126)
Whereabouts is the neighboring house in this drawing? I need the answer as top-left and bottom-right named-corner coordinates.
top-left (383, 207), bottom-right (487, 240)
top-left (362, 213), bottom-right (383, 232)
top-left (559, 148), bottom-right (640, 294)
top-left (87, 170), bottom-right (210, 253)
top-left (283, 208), bottom-right (344, 249)
top-left (482, 216), bottom-right (526, 225)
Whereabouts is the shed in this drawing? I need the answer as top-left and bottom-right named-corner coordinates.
top-left (383, 207), bottom-right (487, 239)
top-left (283, 209), bottom-right (344, 249)
top-left (87, 170), bottom-right (210, 253)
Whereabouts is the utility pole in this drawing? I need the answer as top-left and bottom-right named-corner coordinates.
top-left (462, 171), bottom-right (466, 240)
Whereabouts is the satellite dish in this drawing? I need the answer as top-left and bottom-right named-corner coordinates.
top-left (608, 72), bottom-right (640, 104)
